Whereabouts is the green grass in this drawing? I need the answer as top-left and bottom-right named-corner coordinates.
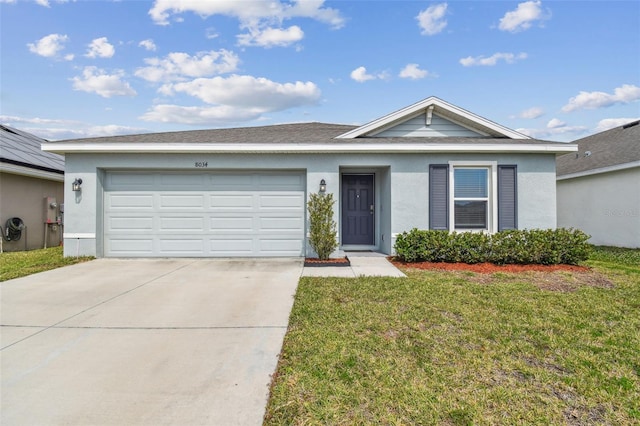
top-left (265, 247), bottom-right (640, 425)
top-left (0, 246), bottom-right (93, 282)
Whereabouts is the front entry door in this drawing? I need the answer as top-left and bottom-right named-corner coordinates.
top-left (342, 174), bottom-right (374, 245)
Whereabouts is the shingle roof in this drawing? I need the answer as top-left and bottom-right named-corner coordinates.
top-left (0, 124), bottom-right (64, 173)
top-left (49, 121), bottom-right (565, 146)
top-left (556, 120), bottom-right (640, 177)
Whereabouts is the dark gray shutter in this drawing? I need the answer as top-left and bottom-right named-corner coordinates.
top-left (498, 165), bottom-right (517, 231)
top-left (429, 164), bottom-right (449, 230)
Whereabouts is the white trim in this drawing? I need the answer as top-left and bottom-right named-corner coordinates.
top-left (448, 161), bottom-right (498, 233)
top-left (557, 161), bottom-right (640, 181)
top-left (336, 97), bottom-right (530, 139)
top-left (0, 162), bottom-right (64, 182)
top-left (64, 233), bottom-right (95, 239)
top-left (42, 142), bottom-right (577, 154)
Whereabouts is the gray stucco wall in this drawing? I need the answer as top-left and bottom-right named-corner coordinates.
top-left (558, 167), bottom-right (640, 248)
top-left (62, 152), bottom-right (558, 257)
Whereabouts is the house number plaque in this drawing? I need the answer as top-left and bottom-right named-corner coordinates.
top-left (194, 161), bottom-right (209, 168)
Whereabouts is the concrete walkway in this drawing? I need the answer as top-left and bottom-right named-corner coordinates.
top-left (301, 252), bottom-right (406, 278)
top-left (1, 258), bottom-right (302, 426)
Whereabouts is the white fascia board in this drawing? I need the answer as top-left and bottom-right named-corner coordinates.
top-left (42, 142), bottom-right (578, 154)
top-left (336, 97), bottom-right (530, 140)
top-left (556, 161), bottom-right (640, 181)
top-left (0, 162), bottom-right (64, 181)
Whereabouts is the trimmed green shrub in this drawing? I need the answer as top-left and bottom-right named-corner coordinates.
top-left (394, 228), bottom-right (591, 265)
top-left (307, 192), bottom-right (338, 260)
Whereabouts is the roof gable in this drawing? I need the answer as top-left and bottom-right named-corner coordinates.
top-left (336, 96), bottom-right (530, 139)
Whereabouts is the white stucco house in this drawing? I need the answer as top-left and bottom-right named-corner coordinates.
top-left (42, 97), bottom-right (576, 258)
top-left (557, 120), bottom-right (640, 248)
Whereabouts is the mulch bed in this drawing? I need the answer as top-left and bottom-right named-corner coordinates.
top-left (389, 259), bottom-right (614, 292)
top-left (390, 259), bottom-right (590, 274)
top-left (304, 257), bottom-right (351, 267)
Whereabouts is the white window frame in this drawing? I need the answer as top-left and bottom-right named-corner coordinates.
top-left (448, 161), bottom-right (498, 233)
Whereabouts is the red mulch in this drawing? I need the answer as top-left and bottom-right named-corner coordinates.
top-left (390, 259), bottom-right (590, 274)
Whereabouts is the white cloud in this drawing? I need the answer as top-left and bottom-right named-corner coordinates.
top-left (140, 74), bottom-right (321, 124)
top-left (562, 84), bottom-right (640, 112)
top-left (237, 25), bottom-right (304, 47)
top-left (0, 115), bottom-right (146, 140)
top-left (139, 104), bottom-right (264, 124)
top-left (595, 118), bottom-right (640, 133)
top-left (164, 75), bottom-right (320, 109)
top-left (517, 118), bottom-right (587, 140)
top-left (135, 50), bottom-right (240, 83)
top-left (398, 63), bottom-right (432, 80)
top-left (27, 33), bottom-right (69, 58)
top-left (139, 39), bottom-right (157, 51)
top-left (148, 0), bottom-right (345, 28)
top-left (518, 106), bottom-right (544, 119)
top-left (85, 37), bottom-right (115, 58)
top-left (459, 52), bottom-right (527, 67)
top-left (71, 66), bottom-right (137, 98)
top-left (498, 0), bottom-right (548, 33)
top-left (350, 66), bottom-right (389, 83)
top-left (547, 118), bottom-right (565, 128)
top-left (416, 3), bottom-right (447, 36)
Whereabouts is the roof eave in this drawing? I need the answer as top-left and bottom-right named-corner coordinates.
top-left (42, 142), bottom-right (578, 155)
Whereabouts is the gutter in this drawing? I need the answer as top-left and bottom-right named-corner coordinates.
top-left (42, 142), bottom-right (578, 155)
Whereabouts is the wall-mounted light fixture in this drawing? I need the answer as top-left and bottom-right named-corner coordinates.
top-left (72, 178), bottom-right (83, 192)
top-left (319, 179), bottom-right (327, 193)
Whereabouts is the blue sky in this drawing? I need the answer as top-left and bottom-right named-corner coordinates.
top-left (1, 0), bottom-right (638, 141)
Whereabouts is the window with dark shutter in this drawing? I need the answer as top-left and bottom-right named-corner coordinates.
top-left (429, 164), bottom-right (449, 230)
top-left (498, 165), bottom-right (517, 230)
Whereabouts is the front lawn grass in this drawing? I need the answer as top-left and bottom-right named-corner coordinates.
top-left (0, 246), bottom-right (93, 282)
top-left (265, 248), bottom-right (640, 425)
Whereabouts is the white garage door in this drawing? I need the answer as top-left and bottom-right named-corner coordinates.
top-left (104, 171), bottom-right (305, 257)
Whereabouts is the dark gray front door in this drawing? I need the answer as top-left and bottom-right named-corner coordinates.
top-left (342, 174), bottom-right (374, 245)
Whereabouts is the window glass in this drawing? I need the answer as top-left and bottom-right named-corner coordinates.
top-left (454, 168), bottom-right (488, 198)
top-left (455, 200), bottom-right (488, 229)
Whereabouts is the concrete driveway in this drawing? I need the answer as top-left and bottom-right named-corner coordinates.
top-left (1, 258), bottom-right (303, 425)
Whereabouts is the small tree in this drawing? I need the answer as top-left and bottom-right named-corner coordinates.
top-left (307, 192), bottom-right (338, 260)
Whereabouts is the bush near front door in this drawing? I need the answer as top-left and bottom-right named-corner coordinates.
top-left (307, 193), bottom-right (338, 260)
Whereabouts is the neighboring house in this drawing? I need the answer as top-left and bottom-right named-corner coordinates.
top-left (0, 125), bottom-right (65, 251)
top-left (42, 96), bottom-right (576, 258)
top-left (556, 120), bottom-right (640, 248)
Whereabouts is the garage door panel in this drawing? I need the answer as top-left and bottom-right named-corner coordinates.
top-left (259, 194), bottom-right (304, 209)
top-left (158, 239), bottom-right (205, 254)
top-left (210, 194), bottom-right (254, 209)
top-left (108, 194), bottom-right (154, 209)
top-left (107, 172), bottom-right (155, 188)
top-left (210, 217), bottom-right (253, 231)
top-left (259, 217), bottom-right (303, 230)
top-left (104, 171), bottom-right (305, 257)
top-left (160, 174), bottom-right (205, 187)
top-left (258, 173), bottom-right (304, 189)
top-left (160, 194), bottom-right (205, 209)
top-left (160, 217), bottom-right (205, 231)
top-left (259, 239), bottom-right (303, 255)
top-left (107, 238), bottom-right (154, 255)
top-left (107, 217), bottom-right (154, 232)
top-left (210, 239), bottom-right (254, 254)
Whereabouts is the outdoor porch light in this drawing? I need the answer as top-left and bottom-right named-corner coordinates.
top-left (72, 178), bottom-right (83, 192)
top-left (319, 179), bottom-right (327, 193)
